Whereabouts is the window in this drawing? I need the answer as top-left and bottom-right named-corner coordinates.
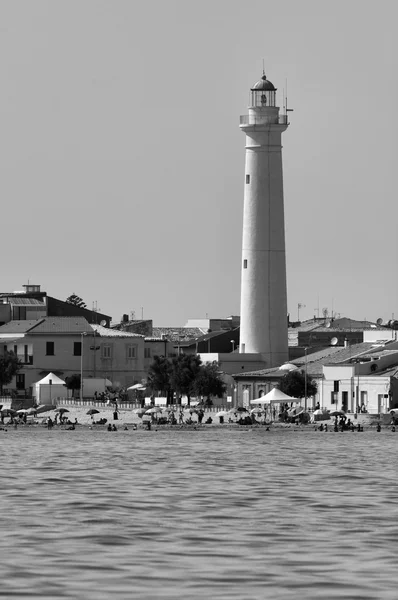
top-left (331, 391), bottom-right (338, 405)
top-left (102, 345), bottom-right (112, 359)
top-left (243, 259), bottom-right (248, 269)
top-left (127, 345), bottom-right (136, 359)
top-left (74, 342), bottom-right (82, 356)
top-left (246, 174), bottom-right (250, 184)
top-left (46, 342), bottom-right (54, 356)
top-left (144, 347), bottom-right (151, 359)
top-left (24, 345), bottom-right (28, 364)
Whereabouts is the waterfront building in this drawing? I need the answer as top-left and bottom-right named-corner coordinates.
top-left (233, 336), bottom-right (398, 414)
top-left (0, 317), bottom-right (145, 397)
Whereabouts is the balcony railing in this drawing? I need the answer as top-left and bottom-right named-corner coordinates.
top-left (16, 354), bottom-right (33, 365)
top-left (240, 115), bottom-right (288, 126)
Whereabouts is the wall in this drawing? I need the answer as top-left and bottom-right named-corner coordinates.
top-left (7, 332), bottom-right (146, 394)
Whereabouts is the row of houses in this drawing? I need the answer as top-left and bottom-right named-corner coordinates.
top-left (232, 331), bottom-right (398, 414)
top-left (2, 283), bottom-right (398, 414)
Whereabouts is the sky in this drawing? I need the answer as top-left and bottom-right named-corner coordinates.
top-left (1, 0), bottom-right (397, 326)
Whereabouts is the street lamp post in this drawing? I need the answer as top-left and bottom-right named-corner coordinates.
top-left (304, 347), bottom-right (308, 412)
top-left (80, 332), bottom-right (86, 402)
top-left (231, 340), bottom-right (235, 352)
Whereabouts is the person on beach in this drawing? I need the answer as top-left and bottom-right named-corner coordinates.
top-left (112, 424), bottom-right (117, 431)
top-left (47, 417), bottom-right (53, 429)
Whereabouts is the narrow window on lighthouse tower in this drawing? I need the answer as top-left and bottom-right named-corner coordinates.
top-left (246, 174), bottom-right (250, 184)
top-left (243, 259), bottom-right (247, 269)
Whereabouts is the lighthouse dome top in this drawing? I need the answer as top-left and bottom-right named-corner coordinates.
top-left (251, 74), bottom-right (276, 92)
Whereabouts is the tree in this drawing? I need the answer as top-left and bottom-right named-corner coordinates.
top-left (65, 374), bottom-right (81, 398)
top-left (169, 354), bottom-right (202, 405)
top-left (0, 351), bottom-right (23, 394)
top-left (147, 355), bottom-right (173, 405)
top-left (66, 293), bottom-right (87, 309)
top-left (191, 361), bottom-right (226, 405)
top-left (278, 370), bottom-right (318, 399)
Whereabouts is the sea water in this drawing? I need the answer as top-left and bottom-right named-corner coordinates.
top-left (0, 425), bottom-right (397, 599)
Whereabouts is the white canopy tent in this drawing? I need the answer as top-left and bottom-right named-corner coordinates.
top-left (251, 387), bottom-right (299, 405)
top-left (33, 373), bottom-right (66, 403)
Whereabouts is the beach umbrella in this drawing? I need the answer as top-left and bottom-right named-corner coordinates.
top-left (127, 383), bottom-right (146, 390)
top-left (145, 407), bottom-right (162, 414)
top-left (26, 407), bottom-right (39, 415)
top-left (55, 408), bottom-right (69, 414)
top-left (0, 408), bottom-right (16, 416)
top-left (313, 409), bottom-right (325, 416)
top-left (215, 410), bottom-right (228, 417)
top-left (133, 408), bottom-right (146, 418)
top-left (16, 409), bottom-right (29, 414)
top-left (287, 406), bottom-right (304, 418)
top-left (250, 408), bottom-right (264, 415)
top-left (329, 410), bottom-right (345, 417)
top-left (35, 404), bottom-right (56, 414)
top-left (235, 406), bottom-right (249, 413)
top-left (86, 408), bottom-right (100, 416)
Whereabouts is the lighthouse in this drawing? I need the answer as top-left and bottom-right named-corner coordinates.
top-left (239, 71), bottom-right (289, 367)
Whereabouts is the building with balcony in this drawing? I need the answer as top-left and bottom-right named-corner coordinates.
top-left (0, 316), bottom-right (145, 397)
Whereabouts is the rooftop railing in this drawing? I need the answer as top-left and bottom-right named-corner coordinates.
top-left (240, 115), bottom-right (288, 126)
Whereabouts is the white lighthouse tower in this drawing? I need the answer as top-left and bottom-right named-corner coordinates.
top-left (239, 71), bottom-right (289, 367)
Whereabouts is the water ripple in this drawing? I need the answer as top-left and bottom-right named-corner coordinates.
top-left (0, 427), bottom-right (397, 598)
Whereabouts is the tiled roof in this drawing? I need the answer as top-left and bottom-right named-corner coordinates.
top-left (0, 319), bottom-right (45, 334)
top-left (28, 317), bottom-right (92, 334)
top-left (91, 325), bottom-right (144, 338)
top-left (152, 327), bottom-right (206, 342)
top-left (234, 342), bottom-right (382, 379)
top-left (310, 326), bottom-right (390, 333)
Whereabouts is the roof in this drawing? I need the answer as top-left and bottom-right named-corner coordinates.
top-left (91, 324), bottom-right (144, 338)
top-left (0, 320), bottom-right (45, 334)
top-left (0, 297), bottom-right (45, 306)
top-left (26, 317), bottom-right (92, 334)
top-left (251, 75), bottom-right (276, 91)
top-left (152, 327), bottom-right (205, 342)
top-left (234, 342), bottom-right (381, 379)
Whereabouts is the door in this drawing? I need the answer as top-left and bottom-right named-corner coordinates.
top-left (16, 373), bottom-right (25, 390)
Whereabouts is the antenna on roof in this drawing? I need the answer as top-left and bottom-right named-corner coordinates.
top-left (262, 58), bottom-right (265, 76)
top-left (376, 317), bottom-right (383, 326)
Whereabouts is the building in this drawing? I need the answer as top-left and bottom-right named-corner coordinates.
top-left (0, 317), bottom-right (145, 397)
top-left (0, 284), bottom-right (111, 327)
top-left (239, 70), bottom-right (289, 366)
top-left (232, 338), bottom-right (398, 414)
